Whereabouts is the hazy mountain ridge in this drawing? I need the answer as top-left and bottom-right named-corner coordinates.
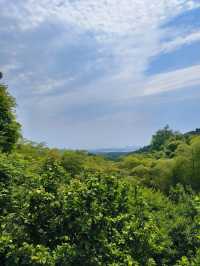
top-left (89, 146), bottom-right (139, 154)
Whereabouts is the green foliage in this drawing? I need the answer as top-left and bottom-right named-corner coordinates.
top-left (151, 125), bottom-right (182, 152)
top-left (0, 84), bottom-right (21, 152)
top-left (0, 148), bottom-right (200, 265)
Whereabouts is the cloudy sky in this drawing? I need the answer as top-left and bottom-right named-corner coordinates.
top-left (1, 0), bottom-right (200, 149)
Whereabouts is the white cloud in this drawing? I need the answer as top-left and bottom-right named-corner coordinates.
top-left (30, 64), bottom-right (200, 119)
top-left (2, 1), bottom-right (200, 92)
top-left (1, 0), bottom-right (200, 103)
top-left (2, 0), bottom-right (199, 34)
top-left (143, 64), bottom-right (200, 95)
top-left (161, 30), bottom-right (200, 53)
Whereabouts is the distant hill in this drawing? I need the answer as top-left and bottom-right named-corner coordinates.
top-left (89, 146), bottom-right (139, 160)
top-left (89, 146), bottom-right (139, 154)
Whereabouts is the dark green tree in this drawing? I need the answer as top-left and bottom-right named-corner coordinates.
top-left (151, 125), bottom-right (177, 151)
top-left (0, 84), bottom-right (21, 152)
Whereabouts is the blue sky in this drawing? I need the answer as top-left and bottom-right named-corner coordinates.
top-left (1, 0), bottom-right (200, 149)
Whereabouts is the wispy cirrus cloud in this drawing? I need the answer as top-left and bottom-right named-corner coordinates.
top-left (2, 0), bottom-right (199, 33)
top-left (143, 64), bottom-right (200, 95)
top-left (161, 30), bottom-right (200, 53)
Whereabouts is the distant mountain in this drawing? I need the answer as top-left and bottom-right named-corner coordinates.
top-left (89, 146), bottom-right (139, 154)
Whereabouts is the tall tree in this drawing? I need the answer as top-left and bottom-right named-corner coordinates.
top-left (151, 125), bottom-right (176, 151)
top-left (0, 84), bottom-right (21, 152)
